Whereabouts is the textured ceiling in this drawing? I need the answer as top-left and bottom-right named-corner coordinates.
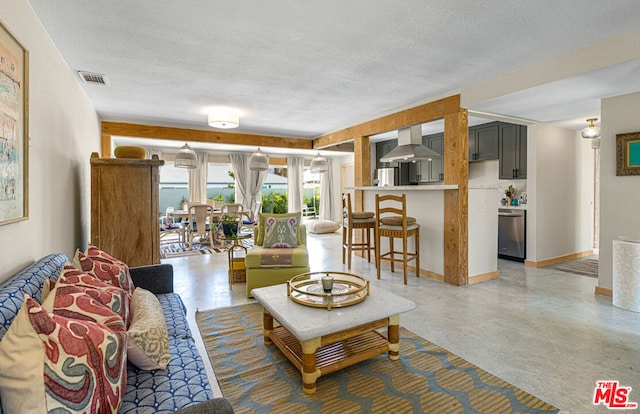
top-left (28, 0), bottom-right (640, 144)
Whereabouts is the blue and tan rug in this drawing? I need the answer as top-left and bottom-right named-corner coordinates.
top-left (196, 303), bottom-right (559, 413)
top-left (548, 258), bottom-right (598, 278)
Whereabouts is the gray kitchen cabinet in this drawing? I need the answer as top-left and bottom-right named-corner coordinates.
top-left (376, 140), bottom-right (398, 168)
top-left (469, 122), bottom-right (500, 162)
top-left (407, 133), bottom-right (444, 182)
top-left (499, 124), bottom-right (527, 179)
top-left (426, 133), bottom-right (444, 181)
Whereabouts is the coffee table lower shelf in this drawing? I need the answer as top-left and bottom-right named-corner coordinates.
top-left (268, 324), bottom-right (390, 393)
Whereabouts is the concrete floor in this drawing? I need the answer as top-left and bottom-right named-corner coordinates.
top-left (163, 230), bottom-right (640, 414)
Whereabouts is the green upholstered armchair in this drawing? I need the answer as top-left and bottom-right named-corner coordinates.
top-left (245, 220), bottom-right (310, 297)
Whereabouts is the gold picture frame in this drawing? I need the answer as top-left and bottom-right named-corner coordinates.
top-left (616, 131), bottom-right (640, 176)
top-left (0, 20), bottom-right (28, 225)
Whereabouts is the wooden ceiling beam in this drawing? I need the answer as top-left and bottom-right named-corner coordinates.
top-left (312, 94), bottom-right (461, 148)
top-left (102, 121), bottom-right (313, 150)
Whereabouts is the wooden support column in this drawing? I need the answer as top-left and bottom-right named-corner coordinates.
top-left (353, 136), bottom-right (370, 211)
top-left (443, 110), bottom-right (469, 286)
top-left (101, 133), bottom-right (112, 158)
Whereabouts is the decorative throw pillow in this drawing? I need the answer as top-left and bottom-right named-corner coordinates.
top-left (0, 296), bottom-right (127, 413)
top-left (51, 265), bottom-right (131, 327)
top-left (263, 213), bottom-right (301, 248)
top-left (380, 216), bottom-right (417, 226)
top-left (307, 220), bottom-right (340, 234)
top-left (85, 244), bottom-right (135, 294)
top-left (127, 287), bottom-right (171, 370)
top-left (257, 212), bottom-right (301, 245)
top-left (74, 249), bottom-right (134, 294)
top-left (42, 273), bottom-right (127, 334)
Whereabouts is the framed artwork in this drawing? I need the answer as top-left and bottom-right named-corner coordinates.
top-left (0, 20), bottom-right (28, 225)
top-left (616, 131), bottom-right (640, 176)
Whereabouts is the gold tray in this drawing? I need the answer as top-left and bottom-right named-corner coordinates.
top-left (287, 271), bottom-right (369, 310)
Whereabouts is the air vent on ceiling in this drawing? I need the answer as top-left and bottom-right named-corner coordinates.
top-left (78, 71), bottom-right (109, 86)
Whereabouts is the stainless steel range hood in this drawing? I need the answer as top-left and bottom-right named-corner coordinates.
top-left (379, 125), bottom-right (442, 163)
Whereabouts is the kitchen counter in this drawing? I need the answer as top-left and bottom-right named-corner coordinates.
top-left (499, 204), bottom-right (528, 210)
top-left (351, 185), bottom-right (457, 191)
top-left (353, 185), bottom-right (497, 282)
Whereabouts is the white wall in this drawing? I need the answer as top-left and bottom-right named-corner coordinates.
top-left (599, 91), bottom-right (640, 289)
top-left (0, 2), bottom-right (100, 283)
top-left (469, 159), bottom-right (528, 204)
top-left (527, 124), bottom-right (593, 262)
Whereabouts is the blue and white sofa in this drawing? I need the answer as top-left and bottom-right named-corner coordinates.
top-left (0, 253), bottom-right (233, 414)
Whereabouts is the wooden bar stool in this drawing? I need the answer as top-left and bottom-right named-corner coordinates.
top-left (375, 193), bottom-right (420, 284)
top-left (342, 193), bottom-right (376, 269)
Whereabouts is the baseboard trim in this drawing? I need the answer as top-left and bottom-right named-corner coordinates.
top-left (595, 286), bottom-right (612, 297)
top-left (469, 271), bottom-right (500, 284)
top-left (370, 257), bottom-right (496, 285)
top-left (524, 250), bottom-right (593, 268)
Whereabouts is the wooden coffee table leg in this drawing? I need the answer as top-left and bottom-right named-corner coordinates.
top-left (263, 309), bottom-right (273, 345)
top-left (388, 314), bottom-right (400, 360)
top-left (301, 337), bottom-right (321, 394)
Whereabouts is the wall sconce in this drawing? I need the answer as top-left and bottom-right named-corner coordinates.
top-left (208, 109), bottom-right (240, 129)
top-left (174, 143), bottom-right (197, 169)
top-left (248, 148), bottom-right (269, 171)
top-left (581, 118), bottom-right (601, 139)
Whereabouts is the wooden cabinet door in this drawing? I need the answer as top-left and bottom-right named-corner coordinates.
top-left (91, 154), bottom-right (162, 267)
top-left (474, 123), bottom-right (500, 161)
top-left (427, 134), bottom-right (444, 181)
top-left (517, 126), bottom-right (527, 178)
top-left (499, 124), bottom-right (527, 179)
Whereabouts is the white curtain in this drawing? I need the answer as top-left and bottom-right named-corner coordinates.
top-left (287, 157), bottom-right (304, 213)
top-left (188, 152), bottom-right (208, 203)
top-left (230, 153), bottom-right (266, 213)
top-left (320, 158), bottom-right (334, 220)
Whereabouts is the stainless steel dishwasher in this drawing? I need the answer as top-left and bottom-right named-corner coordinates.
top-left (498, 209), bottom-right (526, 261)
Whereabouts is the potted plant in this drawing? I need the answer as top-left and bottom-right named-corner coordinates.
top-left (221, 214), bottom-right (240, 237)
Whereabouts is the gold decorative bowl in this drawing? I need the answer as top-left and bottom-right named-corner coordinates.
top-left (114, 146), bottom-right (146, 159)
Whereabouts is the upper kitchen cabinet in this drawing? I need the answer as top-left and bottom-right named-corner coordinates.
top-left (407, 133), bottom-right (444, 183)
top-left (469, 122), bottom-right (499, 162)
top-left (376, 140), bottom-right (398, 168)
top-left (426, 133), bottom-right (444, 181)
top-left (499, 124), bottom-right (527, 179)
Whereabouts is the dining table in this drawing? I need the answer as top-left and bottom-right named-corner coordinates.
top-left (168, 209), bottom-right (224, 245)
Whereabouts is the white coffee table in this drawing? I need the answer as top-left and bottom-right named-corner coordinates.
top-left (251, 283), bottom-right (416, 394)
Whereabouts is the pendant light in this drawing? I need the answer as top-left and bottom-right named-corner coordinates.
top-left (310, 153), bottom-right (329, 173)
top-left (174, 143), bottom-right (197, 169)
top-left (248, 148), bottom-right (269, 171)
top-left (581, 118), bottom-right (601, 139)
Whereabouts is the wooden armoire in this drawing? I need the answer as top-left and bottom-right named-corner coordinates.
top-left (90, 152), bottom-right (164, 267)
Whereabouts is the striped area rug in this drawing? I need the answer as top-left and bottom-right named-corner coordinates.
top-left (160, 237), bottom-right (253, 259)
top-left (160, 243), bottom-right (223, 259)
top-left (549, 258), bottom-right (598, 278)
top-left (196, 303), bottom-right (559, 413)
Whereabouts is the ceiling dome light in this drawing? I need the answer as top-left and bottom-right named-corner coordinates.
top-left (174, 143), bottom-right (197, 169)
top-left (310, 153), bottom-right (329, 174)
top-left (248, 148), bottom-right (269, 171)
top-left (581, 118), bottom-right (601, 139)
top-left (208, 109), bottom-right (239, 129)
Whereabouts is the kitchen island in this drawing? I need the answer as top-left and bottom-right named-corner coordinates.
top-left (350, 185), bottom-right (498, 284)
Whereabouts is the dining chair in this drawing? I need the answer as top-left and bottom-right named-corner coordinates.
top-left (185, 203), bottom-right (214, 250)
top-left (222, 203), bottom-right (244, 214)
top-left (342, 193), bottom-right (376, 269)
top-left (375, 193), bottom-right (420, 284)
top-left (160, 207), bottom-right (184, 245)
